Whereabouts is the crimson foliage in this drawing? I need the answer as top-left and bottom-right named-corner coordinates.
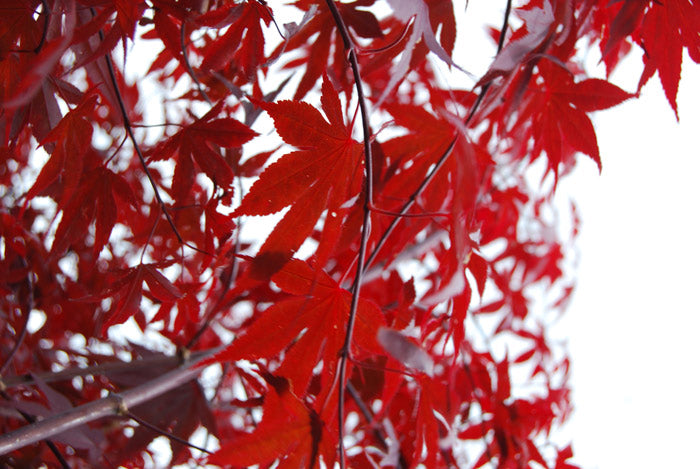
top-left (1, 0), bottom-right (697, 467)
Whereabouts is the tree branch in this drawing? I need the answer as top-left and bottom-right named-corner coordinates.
top-left (0, 348), bottom-right (220, 455)
top-left (323, 2), bottom-right (374, 467)
top-left (1, 349), bottom-right (214, 389)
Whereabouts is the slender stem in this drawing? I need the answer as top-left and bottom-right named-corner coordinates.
top-left (346, 382), bottom-right (408, 468)
top-left (497, 0), bottom-right (513, 53)
top-left (323, 2), bottom-right (374, 467)
top-left (102, 54), bottom-right (193, 252)
top-left (0, 310), bottom-right (29, 374)
top-left (0, 268), bottom-right (32, 376)
top-left (186, 178), bottom-right (245, 349)
top-left (180, 22), bottom-right (212, 104)
top-left (0, 349), bottom-right (220, 455)
top-left (126, 411), bottom-right (212, 454)
top-left (34, 0), bottom-right (49, 54)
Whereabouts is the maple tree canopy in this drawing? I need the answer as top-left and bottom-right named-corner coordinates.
top-left (0, 0), bottom-right (697, 467)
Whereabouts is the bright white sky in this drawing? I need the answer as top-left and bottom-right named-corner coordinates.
top-left (557, 59), bottom-right (700, 468)
top-left (455, 5), bottom-right (700, 466)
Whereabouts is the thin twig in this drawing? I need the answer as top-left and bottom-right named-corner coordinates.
top-left (126, 411), bottom-right (212, 454)
top-left (103, 54), bottom-right (209, 255)
top-left (180, 22), bottom-right (212, 104)
top-left (92, 11), bottom-right (207, 257)
top-left (323, 1), bottom-right (374, 467)
top-left (363, 136), bottom-right (458, 272)
top-left (0, 261), bottom-right (33, 376)
top-left (186, 180), bottom-right (244, 349)
top-left (346, 382), bottom-right (408, 469)
top-left (9, 0), bottom-right (49, 54)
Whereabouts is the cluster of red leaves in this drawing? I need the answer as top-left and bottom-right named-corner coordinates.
top-left (0, 0), bottom-right (697, 467)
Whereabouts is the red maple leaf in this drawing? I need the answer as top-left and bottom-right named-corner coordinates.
top-left (235, 77), bottom-right (364, 278)
top-left (208, 372), bottom-right (335, 468)
top-left (638, 0), bottom-right (700, 118)
top-left (198, 1), bottom-right (273, 78)
top-left (150, 101), bottom-right (257, 202)
top-left (89, 262), bottom-right (182, 334)
top-left (207, 258), bottom-right (385, 401)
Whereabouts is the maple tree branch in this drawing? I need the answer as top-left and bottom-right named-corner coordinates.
top-left (496, 0), bottom-right (513, 53)
top-left (0, 310), bottom-right (29, 376)
top-left (324, 1), bottom-right (375, 467)
top-left (187, 180), bottom-right (245, 350)
top-left (0, 390), bottom-right (71, 468)
top-left (0, 349), bottom-right (220, 455)
top-left (363, 136), bottom-right (458, 271)
top-left (464, 0), bottom-right (512, 125)
top-left (1, 349), bottom-right (214, 389)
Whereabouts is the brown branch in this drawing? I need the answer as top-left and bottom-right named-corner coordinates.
top-left (90, 9), bottom-right (208, 257)
top-left (180, 22), bottom-right (212, 104)
top-left (363, 136), bottom-right (458, 272)
top-left (102, 53), bottom-right (205, 255)
top-left (1, 349), bottom-right (214, 389)
top-left (323, 1), bottom-right (375, 467)
top-left (0, 389), bottom-right (71, 468)
top-left (0, 348), bottom-right (220, 455)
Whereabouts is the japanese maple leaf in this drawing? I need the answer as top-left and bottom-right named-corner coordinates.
top-left (235, 77), bottom-right (364, 279)
top-left (516, 66), bottom-right (633, 175)
top-left (26, 93), bottom-right (98, 207)
top-left (379, 0), bottom-right (463, 103)
top-left (150, 101), bottom-right (257, 202)
top-left (273, 0), bottom-right (383, 100)
top-left (2, 0), bottom-right (77, 108)
top-left (206, 258), bottom-right (385, 406)
top-left (50, 164), bottom-right (137, 258)
top-left (0, 0), bottom-right (46, 59)
top-left (91, 262), bottom-right (182, 334)
top-left (637, 0), bottom-right (700, 118)
top-left (209, 373), bottom-right (335, 469)
top-left (198, 1), bottom-right (272, 78)
top-left (69, 0), bottom-right (148, 69)
top-left (476, 0), bottom-right (555, 87)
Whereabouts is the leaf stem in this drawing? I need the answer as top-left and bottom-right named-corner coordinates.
top-left (180, 21), bottom-right (212, 104)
